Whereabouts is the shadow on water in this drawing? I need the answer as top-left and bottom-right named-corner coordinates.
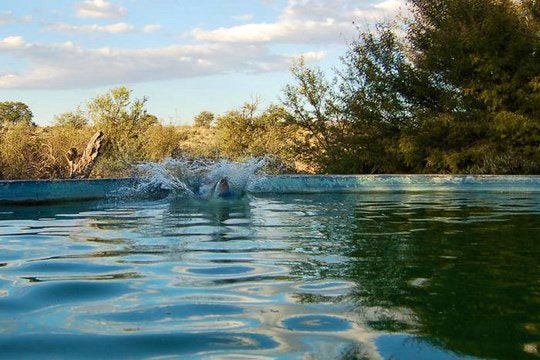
top-left (0, 201), bottom-right (102, 221)
top-left (0, 332), bottom-right (280, 359)
top-left (273, 192), bottom-right (540, 359)
top-left (1, 186), bottom-right (539, 359)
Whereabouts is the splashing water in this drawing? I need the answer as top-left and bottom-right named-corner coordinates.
top-left (127, 157), bottom-right (267, 200)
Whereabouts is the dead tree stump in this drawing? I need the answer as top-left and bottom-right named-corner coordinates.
top-left (66, 130), bottom-right (104, 179)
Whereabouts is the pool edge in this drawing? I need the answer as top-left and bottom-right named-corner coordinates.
top-left (0, 175), bottom-right (538, 204)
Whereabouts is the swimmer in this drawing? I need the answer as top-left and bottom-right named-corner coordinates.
top-left (215, 177), bottom-right (233, 198)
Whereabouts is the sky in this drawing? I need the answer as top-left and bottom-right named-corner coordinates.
top-left (0, 0), bottom-right (407, 125)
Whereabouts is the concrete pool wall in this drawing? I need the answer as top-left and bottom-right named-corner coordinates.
top-left (0, 178), bottom-right (137, 204)
top-left (0, 175), bottom-right (539, 204)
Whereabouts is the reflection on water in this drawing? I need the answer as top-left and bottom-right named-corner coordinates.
top-left (0, 191), bottom-right (539, 359)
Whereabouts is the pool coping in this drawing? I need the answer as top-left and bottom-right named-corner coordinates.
top-left (0, 175), bottom-right (538, 204)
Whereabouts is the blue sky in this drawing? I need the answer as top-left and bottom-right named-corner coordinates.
top-left (0, 0), bottom-right (406, 125)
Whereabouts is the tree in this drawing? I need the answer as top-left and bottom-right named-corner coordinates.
top-left (193, 111), bottom-right (215, 128)
top-left (0, 101), bottom-right (33, 126)
top-left (282, 59), bottom-right (352, 173)
top-left (86, 86), bottom-right (158, 173)
top-left (408, 0), bottom-right (540, 116)
top-left (282, 0), bottom-right (540, 174)
top-left (0, 122), bottom-right (44, 179)
top-left (215, 101), bottom-right (299, 169)
top-left (403, 0), bottom-right (540, 173)
top-left (54, 108), bottom-right (88, 128)
top-left (88, 86), bottom-right (157, 130)
top-left (216, 100), bottom-right (262, 157)
top-left (283, 56), bottom-right (410, 174)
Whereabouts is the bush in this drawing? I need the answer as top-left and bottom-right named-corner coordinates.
top-left (215, 103), bottom-right (301, 171)
top-left (0, 123), bottom-right (45, 179)
top-left (142, 124), bottom-right (184, 162)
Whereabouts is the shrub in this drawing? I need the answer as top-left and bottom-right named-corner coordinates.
top-left (0, 123), bottom-right (45, 179)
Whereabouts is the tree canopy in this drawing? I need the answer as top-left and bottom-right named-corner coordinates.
top-left (193, 111), bottom-right (215, 128)
top-left (0, 101), bottom-right (34, 127)
top-left (283, 0), bottom-right (540, 174)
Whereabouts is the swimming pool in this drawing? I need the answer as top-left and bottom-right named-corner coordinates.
top-left (1, 183), bottom-right (538, 359)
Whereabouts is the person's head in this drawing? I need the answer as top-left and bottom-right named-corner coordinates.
top-left (217, 178), bottom-right (230, 193)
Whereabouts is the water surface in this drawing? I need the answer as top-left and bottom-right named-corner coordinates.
top-left (0, 191), bottom-right (539, 359)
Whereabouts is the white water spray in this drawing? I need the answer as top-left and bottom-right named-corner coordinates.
top-left (131, 157), bottom-right (267, 200)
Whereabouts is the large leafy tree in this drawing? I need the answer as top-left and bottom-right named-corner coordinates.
top-left (215, 101), bottom-right (299, 168)
top-left (282, 59), bottom-right (352, 173)
top-left (193, 111), bottom-right (215, 128)
top-left (53, 108), bottom-right (88, 128)
top-left (408, 0), bottom-right (540, 116)
top-left (404, 0), bottom-right (540, 173)
top-left (86, 86), bottom-right (158, 174)
top-left (0, 101), bottom-right (33, 126)
top-left (283, 0), bottom-right (539, 174)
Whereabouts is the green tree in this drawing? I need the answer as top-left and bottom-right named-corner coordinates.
top-left (216, 100), bottom-right (260, 157)
top-left (0, 101), bottom-right (33, 126)
top-left (193, 111), bottom-right (215, 128)
top-left (215, 101), bottom-right (299, 170)
top-left (283, 0), bottom-right (540, 174)
top-left (282, 59), bottom-right (351, 173)
top-left (408, 0), bottom-right (540, 116)
top-left (53, 108), bottom-right (88, 128)
top-left (86, 86), bottom-right (158, 175)
top-left (0, 122), bottom-right (44, 179)
top-left (403, 0), bottom-right (540, 173)
top-left (283, 56), bottom-right (410, 174)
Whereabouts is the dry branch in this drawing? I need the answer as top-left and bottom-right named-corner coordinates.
top-left (66, 130), bottom-right (104, 178)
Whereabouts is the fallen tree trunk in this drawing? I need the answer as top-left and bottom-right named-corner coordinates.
top-left (66, 131), bottom-right (104, 179)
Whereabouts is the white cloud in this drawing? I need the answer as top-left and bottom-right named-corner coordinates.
top-left (75, 0), bottom-right (127, 19)
top-left (0, 36), bottom-right (294, 89)
top-left (375, 0), bottom-right (406, 12)
top-left (233, 14), bottom-right (254, 22)
top-left (143, 24), bottom-right (161, 33)
top-left (192, 0), bottom-right (407, 44)
top-left (46, 22), bottom-right (135, 34)
top-left (0, 11), bottom-right (32, 25)
top-left (0, 36), bottom-right (26, 49)
top-left (352, 0), bottom-right (407, 20)
top-left (44, 22), bottom-right (163, 34)
top-left (298, 51), bottom-right (326, 62)
top-left (192, 18), bottom-right (351, 44)
top-left (0, 11), bottom-right (16, 26)
top-left (192, 23), bottom-right (287, 43)
top-left (0, 0), bottom-right (408, 90)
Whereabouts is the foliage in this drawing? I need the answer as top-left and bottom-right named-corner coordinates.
top-left (3, 0), bottom-right (540, 182)
top-left (282, 0), bottom-right (540, 174)
top-left (0, 123), bottom-right (44, 179)
top-left (42, 125), bottom-right (95, 178)
top-left (86, 86), bottom-right (159, 176)
top-left (175, 126), bottom-right (219, 159)
top-left (283, 52), bottom-right (413, 174)
top-left (142, 124), bottom-right (184, 162)
top-left (408, 0), bottom-right (540, 116)
top-left (282, 59), bottom-right (345, 173)
top-left (54, 108), bottom-right (88, 128)
top-left (193, 111), bottom-right (215, 128)
top-left (0, 88), bottom-right (304, 179)
top-left (0, 101), bottom-right (34, 127)
top-left (215, 101), bottom-right (301, 171)
top-left (0, 122), bottom-right (94, 179)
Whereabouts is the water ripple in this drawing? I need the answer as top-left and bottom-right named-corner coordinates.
top-left (0, 191), bottom-right (538, 359)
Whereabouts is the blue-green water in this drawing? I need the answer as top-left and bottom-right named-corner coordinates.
top-left (0, 191), bottom-right (539, 359)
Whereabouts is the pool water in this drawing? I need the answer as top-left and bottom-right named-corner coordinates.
top-left (0, 191), bottom-right (539, 359)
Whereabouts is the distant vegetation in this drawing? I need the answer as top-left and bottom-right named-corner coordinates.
top-left (1, 0), bottom-right (538, 179)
